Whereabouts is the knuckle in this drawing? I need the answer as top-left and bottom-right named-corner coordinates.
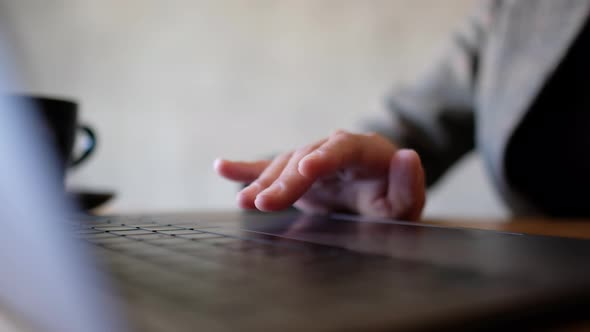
top-left (365, 131), bottom-right (388, 144)
top-left (293, 141), bottom-right (320, 159)
top-left (330, 130), bottom-right (356, 145)
top-left (364, 131), bottom-right (381, 139)
top-left (364, 132), bottom-right (397, 152)
top-left (331, 129), bottom-right (351, 139)
top-left (283, 167), bottom-right (303, 180)
top-left (249, 180), bottom-right (266, 189)
top-left (331, 129), bottom-right (348, 136)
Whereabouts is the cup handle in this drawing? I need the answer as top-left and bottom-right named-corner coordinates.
top-left (70, 125), bottom-right (97, 167)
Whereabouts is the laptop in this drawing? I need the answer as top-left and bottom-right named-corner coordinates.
top-left (1, 32), bottom-right (589, 332)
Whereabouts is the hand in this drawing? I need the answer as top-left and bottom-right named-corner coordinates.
top-left (214, 130), bottom-right (426, 220)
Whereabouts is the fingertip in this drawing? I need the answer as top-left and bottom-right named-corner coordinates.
top-left (388, 148), bottom-right (425, 221)
top-left (390, 149), bottom-right (423, 180)
top-left (297, 159), bottom-right (312, 177)
top-left (214, 158), bottom-right (234, 176)
top-left (392, 149), bottom-right (423, 171)
top-left (394, 149), bottom-right (419, 162)
top-left (298, 151), bottom-right (324, 178)
top-left (237, 190), bottom-right (257, 210)
top-left (254, 195), bottom-right (274, 212)
top-left (254, 192), bottom-right (289, 212)
top-left (213, 158), bottom-right (224, 172)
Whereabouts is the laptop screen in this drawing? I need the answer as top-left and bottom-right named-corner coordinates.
top-left (0, 29), bottom-right (125, 332)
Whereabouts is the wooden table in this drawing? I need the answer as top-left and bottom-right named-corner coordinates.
top-left (423, 217), bottom-right (590, 240)
top-left (423, 217), bottom-right (590, 331)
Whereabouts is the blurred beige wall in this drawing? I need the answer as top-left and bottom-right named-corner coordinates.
top-left (2, 0), bottom-right (508, 218)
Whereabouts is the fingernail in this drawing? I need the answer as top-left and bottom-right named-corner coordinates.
top-left (299, 151), bottom-right (323, 175)
top-left (213, 158), bottom-right (223, 171)
top-left (259, 182), bottom-right (283, 197)
top-left (396, 149), bottom-right (419, 162)
top-left (302, 150), bottom-right (323, 163)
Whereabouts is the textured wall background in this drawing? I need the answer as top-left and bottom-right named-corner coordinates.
top-left (2, 0), bottom-right (508, 218)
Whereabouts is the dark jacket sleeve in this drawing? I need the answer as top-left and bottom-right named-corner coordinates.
top-left (364, 0), bottom-right (500, 187)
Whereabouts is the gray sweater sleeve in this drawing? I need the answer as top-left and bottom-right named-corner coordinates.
top-left (365, 0), bottom-right (500, 187)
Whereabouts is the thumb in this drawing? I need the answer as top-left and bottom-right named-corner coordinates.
top-left (386, 149), bottom-right (426, 221)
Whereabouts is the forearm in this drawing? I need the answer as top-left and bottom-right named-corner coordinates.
top-left (363, 0), bottom-right (498, 186)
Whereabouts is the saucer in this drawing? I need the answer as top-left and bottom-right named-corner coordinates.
top-left (67, 190), bottom-right (115, 211)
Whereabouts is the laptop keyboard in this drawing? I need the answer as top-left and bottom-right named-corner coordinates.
top-left (73, 215), bottom-right (348, 271)
top-left (71, 215), bottom-right (366, 301)
top-left (69, 214), bottom-right (528, 332)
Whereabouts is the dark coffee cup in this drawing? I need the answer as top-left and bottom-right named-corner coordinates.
top-left (12, 95), bottom-right (97, 178)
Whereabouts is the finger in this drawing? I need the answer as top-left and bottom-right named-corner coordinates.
top-left (298, 131), bottom-right (396, 179)
top-left (237, 152), bottom-right (292, 209)
top-left (255, 139), bottom-right (327, 211)
top-left (214, 158), bottom-right (271, 182)
top-left (386, 149), bottom-right (426, 221)
top-left (292, 174), bottom-right (354, 214)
